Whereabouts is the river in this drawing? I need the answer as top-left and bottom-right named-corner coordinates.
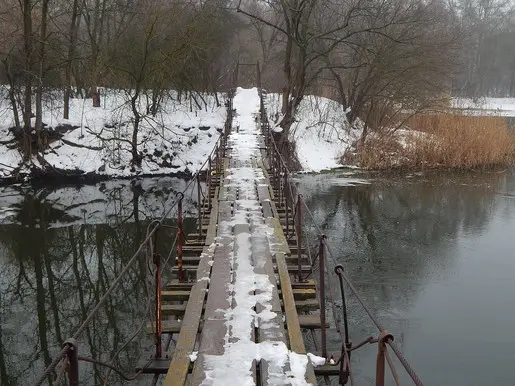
top-left (297, 169), bottom-right (515, 385)
top-left (0, 170), bottom-right (514, 385)
top-left (0, 177), bottom-right (199, 385)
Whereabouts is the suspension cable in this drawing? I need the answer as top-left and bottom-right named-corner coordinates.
top-left (35, 136), bottom-right (224, 386)
top-left (257, 85), bottom-right (423, 386)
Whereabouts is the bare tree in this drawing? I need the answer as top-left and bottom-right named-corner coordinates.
top-left (21, 0), bottom-right (33, 156)
top-left (63, 0), bottom-right (81, 119)
top-left (238, 0), bottom-right (461, 155)
top-left (34, 0), bottom-right (50, 152)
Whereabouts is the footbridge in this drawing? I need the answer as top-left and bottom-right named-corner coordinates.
top-left (34, 65), bottom-right (423, 386)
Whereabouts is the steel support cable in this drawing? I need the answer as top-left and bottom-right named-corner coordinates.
top-left (262, 113), bottom-right (423, 386)
top-left (388, 340), bottom-right (424, 386)
top-left (335, 256), bottom-right (424, 385)
top-left (35, 345), bottom-right (71, 386)
top-left (263, 116), bottom-right (357, 385)
top-left (36, 139), bottom-right (223, 386)
top-left (102, 292), bottom-right (153, 386)
top-left (384, 347), bottom-right (402, 386)
top-left (102, 253), bottom-right (156, 386)
top-left (161, 232), bottom-right (179, 275)
top-left (79, 356), bottom-right (152, 381)
top-left (53, 356), bottom-right (69, 386)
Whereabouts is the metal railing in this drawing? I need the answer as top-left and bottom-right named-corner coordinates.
top-left (255, 62), bottom-right (423, 386)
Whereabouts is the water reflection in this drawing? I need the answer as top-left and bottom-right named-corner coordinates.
top-left (0, 177), bottom-right (198, 385)
top-left (297, 170), bottom-right (515, 385)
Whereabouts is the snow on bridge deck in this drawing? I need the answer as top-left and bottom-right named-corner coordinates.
top-left (160, 88), bottom-right (318, 386)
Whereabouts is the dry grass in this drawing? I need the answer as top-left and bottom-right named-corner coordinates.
top-left (357, 114), bottom-right (515, 170)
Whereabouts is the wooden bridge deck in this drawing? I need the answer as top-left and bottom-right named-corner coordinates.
top-left (139, 89), bottom-right (338, 385)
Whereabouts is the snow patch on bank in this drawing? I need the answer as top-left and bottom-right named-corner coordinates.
top-left (265, 93), bottom-right (360, 172)
top-left (452, 97), bottom-right (515, 116)
top-left (0, 89), bottom-right (224, 179)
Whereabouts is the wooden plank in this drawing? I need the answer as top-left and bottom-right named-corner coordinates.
top-left (146, 320), bottom-right (182, 335)
top-left (189, 244), bottom-right (233, 385)
top-left (159, 305), bottom-right (328, 325)
top-left (314, 364), bottom-right (340, 376)
top-left (266, 190), bottom-right (280, 219)
top-left (234, 223), bottom-right (259, 384)
top-left (161, 243), bottom-right (215, 386)
top-left (165, 281), bottom-right (194, 291)
top-left (161, 304), bottom-right (187, 316)
top-left (286, 288), bottom-right (317, 301)
top-left (204, 187), bottom-right (219, 246)
top-left (259, 149), bottom-right (272, 184)
top-left (298, 315), bottom-right (329, 329)
top-left (138, 357), bottom-right (341, 376)
top-left (293, 299), bottom-right (320, 312)
top-left (217, 200), bottom-right (233, 224)
top-left (265, 217), bottom-right (291, 255)
top-left (257, 183), bottom-right (271, 201)
top-left (252, 230), bottom-right (291, 385)
top-left (261, 200), bottom-right (274, 218)
top-left (136, 358), bottom-right (175, 374)
top-left (176, 254), bottom-right (308, 266)
top-left (275, 252), bottom-right (317, 385)
top-left (171, 264), bottom-right (314, 277)
top-left (160, 291), bottom-right (190, 302)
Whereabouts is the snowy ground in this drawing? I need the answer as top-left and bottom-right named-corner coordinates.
top-left (2, 86), bottom-right (513, 182)
top-left (265, 93), bottom-right (360, 172)
top-left (0, 88), bottom-right (225, 179)
top-left (452, 97), bottom-right (515, 116)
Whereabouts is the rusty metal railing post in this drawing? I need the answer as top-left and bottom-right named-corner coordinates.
top-left (335, 265), bottom-right (351, 349)
top-left (376, 330), bottom-right (393, 386)
top-left (285, 171), bottom-right (290, 236)
top-left (278, 161), bottom-right (282, 206)
top-left (256, 61), bottom-right (262, 90)
top-left (177, 194), bottom-right (184, 282)
top-left (319, 235), bottom-right (327, 359)
top-left (197, 174), bottom-right (202, 238)
top-left (64, 339), bottom-right (79, 386)
top-left (272, 144), bottom-right (275, 173)
top-left (296, 194), bottom-right (302, 281)
top-left (154, 250), bottom-right (162, 358)
top-left (215, 141), bottom-right (220, 174)
top-left (207, 158), bottom-right (212, 210)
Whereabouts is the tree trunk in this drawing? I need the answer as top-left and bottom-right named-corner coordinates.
top-left (330, 69), bottom-right (350, 119)
top-left (89, 0), bottom-right (107, 108)
top-left (64, 0), bottom-right (80, 119)
top-left (130, 92), bottom-right (141, 166)
top-left (0, 322), bottom-right (8, 386)
top-left (22, 0), bottom-right (33, 158)
top-left (35, 0), bottom-right (49, 152)
top-left (2, 60), bottom-right (21, 130)
top-left (91, 52), bottom-right (101, 107)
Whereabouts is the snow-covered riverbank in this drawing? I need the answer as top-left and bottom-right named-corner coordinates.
top-left (0, 88), bottom-right (358, 183)
top-left (0, 89), bottom-right (225, 182)
top-left (2, 87), bottom-right (513, 184)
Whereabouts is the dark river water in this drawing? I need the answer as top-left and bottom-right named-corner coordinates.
top-left (297, 169), bottom-right (515, 386)
top-left (0, 178), bottom-right (199, 385)
top-left (1, 170), bottom-right (514, 385)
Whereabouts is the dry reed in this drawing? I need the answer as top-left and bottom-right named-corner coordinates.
top-left (357, 114), bottom-right (515, 169)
